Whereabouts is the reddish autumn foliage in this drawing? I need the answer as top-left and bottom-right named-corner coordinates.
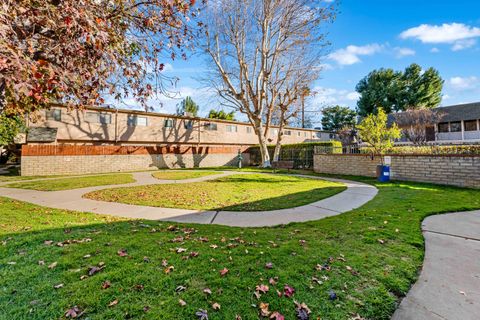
top-left (0, 0), bottom-right (202, 115)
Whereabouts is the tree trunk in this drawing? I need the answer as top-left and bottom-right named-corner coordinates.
top-left (273, 117), bottom-right (285, 162)
top-left (253, 119), bottom-right (271, 167)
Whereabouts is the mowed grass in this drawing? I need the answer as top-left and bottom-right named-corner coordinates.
top-left (1, 178), bottom-right (480, 319)
top-left (85, 174), bottom-right (346, 211)
top-left (152, 170), bottom-right (221, 180)
top-left (5, 174), bottom-right (135, 191)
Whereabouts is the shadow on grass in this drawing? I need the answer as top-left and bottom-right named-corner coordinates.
top-left (216, 186), bottom-right (347, 211)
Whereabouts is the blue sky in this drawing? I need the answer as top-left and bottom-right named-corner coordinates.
top-left (121, 0), bottom-right (480, 124)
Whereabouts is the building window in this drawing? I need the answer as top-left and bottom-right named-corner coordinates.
top-left (438, 122), bottom-right (449, 133)
top-left (284, 130), bottom-right (292, 136)
top-left (304, 132), bottom-right (307, 137)
top-left (184, 120), bottom-right (194, 130)
top-left (226, 125), bottom-right (237, 133)
top-left (86, 112), bottom-right (111, 124)
top-left (450, 121), bottom-right (461, 132)
top-left (164, 119), bottom-right (175, 128)
top-left (271, 129), bottom-right (278, 136)
top-left (46, 109), bottom-right (61, 121)
top-left (127, 115), bottom-right (148, 126)
top-left (246, 126), bottom-right (253, 134)
top-left (297, 132), bottom-right (301, 137)
top-left (464, 120), bottom-right (478, 131)
top-left (204, 122), bottom-right (218, 131)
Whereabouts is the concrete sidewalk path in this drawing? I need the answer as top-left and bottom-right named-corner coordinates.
top-left (392, 210), bottom-right (480, 320)
top-left (0, 171), bottom-right (377, 227)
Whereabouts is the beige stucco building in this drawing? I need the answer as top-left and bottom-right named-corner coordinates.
top-left (26, 105), bottom-right (332, 146)
top-left (20, 105), bottom-right (333, 176)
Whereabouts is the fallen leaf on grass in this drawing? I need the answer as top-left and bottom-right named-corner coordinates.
top-left (101, 281), bottom-right (111, 289)
top-left (117, 249), bottom-right (128, 257)
top-left (179, 299), bottom-right (187, 306)
top-left (203, 288), bottom-right (212, 295)
top-left (256, 284), bottom-right (269, 294)
top-left (265, 262), bottom-right (273, 269)
top-left (219, 268), bottom-right (229, 276)
top-left (270, 311), bottom-right (285, 320)
top-left (48, 262), bottom-right (57, 269)
top-left (176, 247), bottom-right (187, 253)
top-left (195, 309), bottom-right (208, 320)
top-left (212, 302), bottom-right (221, 310)
top-left (259, 302), bottom-right (270, 317)
top-left (88, 263), bottom-right (105, 276)
top-left (329, 290), bottom-right (337, 300)
top-left (175, 285), bottom-right (186, 292)
top-left (53, 283), bottom-right (64, 289)
top-left (284, 285), bottom-right (295, 298)
top-left (269, 277), bottom-right (278, 286)
top-left (164, 266), bottom-right (174, 274)
top-left (294, 301), bottom-right (311, 320)
top-left (108, 299), bottom-right (118, 307)
top-left (65, 306), bottom-right (84, 318)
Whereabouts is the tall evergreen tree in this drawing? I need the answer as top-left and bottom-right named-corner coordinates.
top-left (176, 96), bottom-right (199, 117)
top-left (321, 105), bottom-right (357, 132)
top-left (356, 63), bottom-right (443, 116)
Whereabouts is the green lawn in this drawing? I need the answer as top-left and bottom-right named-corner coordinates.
top-left (4, 174), bottom-right (136, 191)
top-left (0, 166), bottom-right (55, 183)
top-left (152, 170), bottom-right (221, 180)
top-left (1, 177), bottom-right (480, 319)
top-left (85, 174), bottom-right (346, 211)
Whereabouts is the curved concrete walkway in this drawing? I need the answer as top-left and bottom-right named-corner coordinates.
top-left (0, 171), bottom-right (377, 227)
top-left (393, 210), bottom-right (480, 320)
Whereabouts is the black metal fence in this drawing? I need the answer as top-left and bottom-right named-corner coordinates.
top-left (249, 142), bottom-right (341, 168)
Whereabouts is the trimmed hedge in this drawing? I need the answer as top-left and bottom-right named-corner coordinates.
top-left (248, 141), bottom-right (341, 168)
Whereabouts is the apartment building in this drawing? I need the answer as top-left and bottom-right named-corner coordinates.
top-left (20, 105), bottom-right (333, 176)
top-left (26, 105), bottom-right (332, 146)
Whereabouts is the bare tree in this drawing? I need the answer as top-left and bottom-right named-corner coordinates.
top-left (394, 108), bottom-right (444, 145)
top-left (201, 0), bottom-right (335, 167)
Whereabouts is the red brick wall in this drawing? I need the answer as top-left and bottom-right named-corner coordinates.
top-left (22, 144), bottom-right (250, 156)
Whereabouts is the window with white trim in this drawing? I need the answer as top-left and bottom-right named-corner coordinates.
top-left (226, 125), bottom-right (238, 133)
top-left (184, 120), bottom-right (194, 130)
top-left (164, 119), bottom-right (175, 128)
top-left (284, 130), bottom-right (292, 136)
top-left (204, 122), bottom-right (218, 131)
top-left (127, 115), bottom-right (148, 126)
top-left (246, 126), bottom-right (253, 133)
top-left (46, 109), bottom-right (61, 121)
top-left (86, 112), bottom-right (111, 124)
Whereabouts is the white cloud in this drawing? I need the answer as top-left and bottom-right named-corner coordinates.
top-left (451, 39), bottom-right (477, 51)
top-left (449, 76), bottom-right (479, 91)
top-left (400, 23), bottom-right (480, 51)
top-left (393, 47), bottom-right (416, 58)
top-left (346, 92), bottom-right (361, 101)
top-left (328, 44), bottom-right (383, 65)
top-left (310, 87), bottom-right (359, 107)
top-left (430, 47), bottom-right (440, 53)
top-left (318, 63), bottom-right (334, 71)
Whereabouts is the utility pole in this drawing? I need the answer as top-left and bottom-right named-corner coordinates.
top-left (301, 87), bottom-right (310, 128)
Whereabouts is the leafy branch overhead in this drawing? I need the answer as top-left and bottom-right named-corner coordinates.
top-left (0, 0), bottom-right (203, 115)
